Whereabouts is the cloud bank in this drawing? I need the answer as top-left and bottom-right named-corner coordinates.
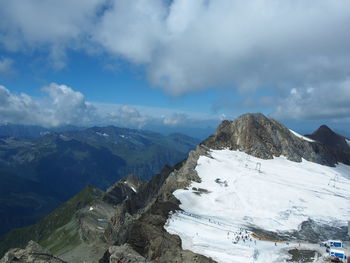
top-left (0, 84), bottom-right (218, 132)
top-left (1, 0), bottom-right (350, 120)
top-left (0, 83), bottom-right (95, 127)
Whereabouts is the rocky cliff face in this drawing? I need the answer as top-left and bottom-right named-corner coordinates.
top-left (305, 124), bottom-right (350, 165)
top-left (102, 174), bottom-right (147, 205)
top-left (99, 113), bottom-right (350, 263)
top-left (0, 241), bottom-right (67, 263)
top-left (203, 113), bottom-right (340, 166)
top-left (100, 145), bottom-right (215, 263)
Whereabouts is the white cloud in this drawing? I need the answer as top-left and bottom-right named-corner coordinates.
top-left (105, 105), bottom-right (151, 128)
top-left (0, 83), bottom-right (95, 127)
top-left (273, 79), bottom-right (350, 121)
top-left (0, 0), bottom-right (105, 67)
top-left (1, 0), bottom-right (350, 120)
top-left (162, 113), bottom-right (189, 126)
top-left (91, 0), bottom-right (350, 97)
top-left (0, 84), bottom-right (221, 139)
top-left (94, 0), bottom-right (166, 64)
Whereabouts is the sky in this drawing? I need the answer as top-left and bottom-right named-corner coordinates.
top-left (0, 0), bottom-right (350, 138)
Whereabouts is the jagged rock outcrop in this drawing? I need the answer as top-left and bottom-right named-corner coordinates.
top-left (203, 113), bottom-right (340, 166)
top-left (0, 241), bottom-right (67, 263)
top-left (101, 145), bottom-right (216, 263)
top-left (104, 164), bottom-right (179, 245)
top-left (100, 113), bottom-right (350, 263)
top-left (305, 125), bottom-right (350, 165)
top-left (102, 174), bottom-right (146, 205)
top-left (99, 244), bottom-right (146, 263)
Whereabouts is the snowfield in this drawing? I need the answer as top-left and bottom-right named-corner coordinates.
top-left (165, 149), bottom-right (350, 263)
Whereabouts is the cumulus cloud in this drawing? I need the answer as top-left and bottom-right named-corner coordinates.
top-left (274, 80), bottom-right (350, 121)
top-left (91, 0), bottom-right (350, 97)
top-left (0, 83), bottom-right (96, 127)
top-left (162, 113), bottom-right (189, 126)
top-left (0, 0), bottom-right (105, 68)
top-left (105, 105), bottom-right (151, 128)
top-left (1, 0), bottom-right (350, 120)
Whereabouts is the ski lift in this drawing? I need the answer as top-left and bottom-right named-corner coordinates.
top-left (255, 162), bottom-right (261, 172)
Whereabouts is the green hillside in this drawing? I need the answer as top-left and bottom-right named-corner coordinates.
top-left (0, 185), bottom-right (103, 257)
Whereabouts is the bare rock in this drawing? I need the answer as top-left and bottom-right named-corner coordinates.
top-left (203, 113), bottom-right (338, 166)
top-left (0, 241), bottom-right (67, 263)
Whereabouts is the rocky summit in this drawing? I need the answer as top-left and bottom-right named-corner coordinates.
top-left (203, 113), bottom-right (342, 166)
top-left (1, 113), bottom-right (350, 263)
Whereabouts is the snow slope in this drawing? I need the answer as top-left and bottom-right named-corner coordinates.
top-left (166, 149), bottom-right (350, 263)
top-left (289, 129), bottom-right (315, 142)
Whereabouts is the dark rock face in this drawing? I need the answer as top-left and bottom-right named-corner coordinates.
top-left (203, 113), bottom-right (343, 166)
top-left (102, 174), bottom-right (146, 206)
top-left (306, 125), bottom-right (348, 149)
top-left (99, 244), bottom-right (146, 263)
top-left (0, 241), bottom-right (67, 263)
top-left (292, 219), bottom-right (349, 243)
top-left (104, 164), bottom-right (178, 245)
top-left (305, 125), bottom-right (350, 165)
top-left (102, 146), bottom-right (215, 263)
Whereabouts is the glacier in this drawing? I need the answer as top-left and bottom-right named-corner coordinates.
top-left (165, 149), bottom-right (350, 263)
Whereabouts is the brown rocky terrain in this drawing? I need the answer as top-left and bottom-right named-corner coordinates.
top-left (2, 113), bottom-right (350, 263)
top-left (0, 241), bottom-right (67, 263)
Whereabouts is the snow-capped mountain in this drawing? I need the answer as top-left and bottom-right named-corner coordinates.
top-left (2, 113), bottom-right (350, 263)
top-left (162, 113), bottom-right (350, 263)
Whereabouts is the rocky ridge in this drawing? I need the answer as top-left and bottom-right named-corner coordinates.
top-left (2, 113), bottom-right (350, 263)
top-left (203, 113), bottom-right (340, 166)
top-left (99, 113), bottom-right (350, 262)
top-left (305, 124), bottom-right (350, 165)
top-left (0, 241), bottom-right (67, 263)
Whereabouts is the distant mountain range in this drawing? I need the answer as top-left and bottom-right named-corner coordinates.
top-left (0, 125), bottom-right (199, 237)
top-left (0, 124), bottom-right (85, 140)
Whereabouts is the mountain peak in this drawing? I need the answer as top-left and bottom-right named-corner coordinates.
top-left (203, 113), bottom-right (341, 166)
top-left (102, 174), bottom-right (146, 205)
top-left (306, 124), bottom-right (350, 155)
top-left (314, 124), bottom-right (336, 136)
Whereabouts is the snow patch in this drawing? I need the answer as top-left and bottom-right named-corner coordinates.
top-left (166, 211), bottom-right (290, 263)
top-left (166, 149), bottom-right (350, 262)
top-left (130, 186), bottom-right (137, 193)
top-left (96, 132), bottom-right (109, 137)
top-left (289, 129), bottom-right (315, 142)
top-left (59, 134), bottom-right (69, 140)
top-left (122, 180), bottom-right (137, 193)
top-left (40, 131), bottom-right (50, 136)
top-left (346, 139), bottom-right (350, 147)
top-left (89, 206), bottom-right (94, 211)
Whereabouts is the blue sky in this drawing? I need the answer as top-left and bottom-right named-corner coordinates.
top-left (1, 0), bottom-right (350, 138)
